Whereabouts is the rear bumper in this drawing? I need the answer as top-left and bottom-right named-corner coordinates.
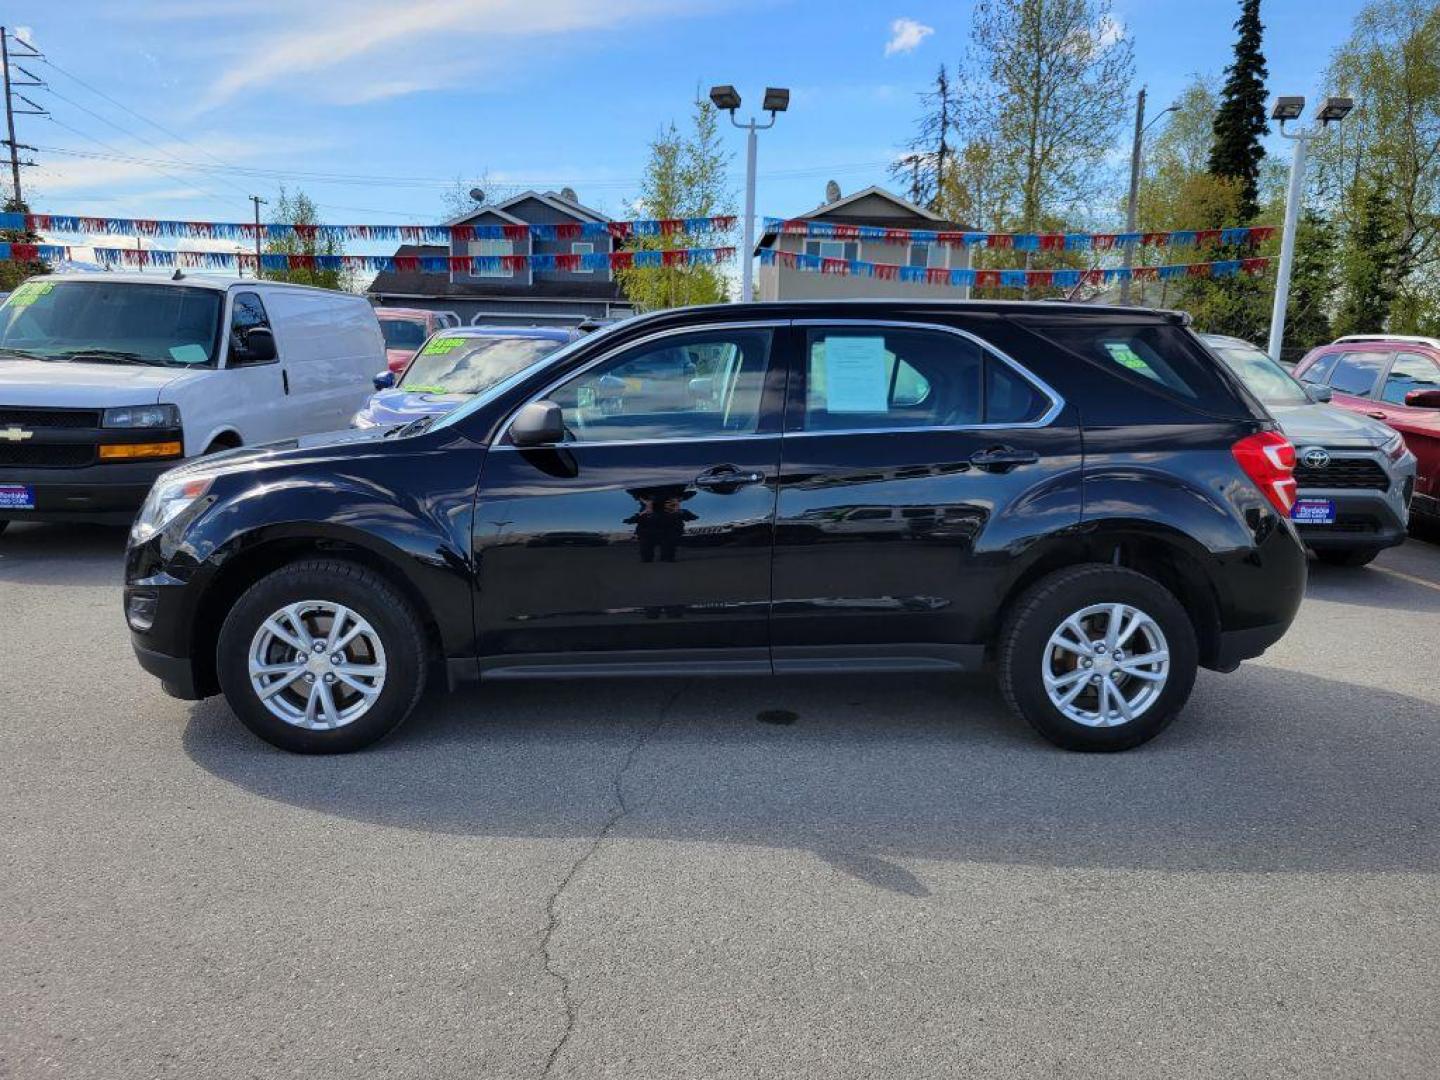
top-left (0, 459), bottom-right (176, 524)
top-left (1212, 619), bottom-right (1291, 672)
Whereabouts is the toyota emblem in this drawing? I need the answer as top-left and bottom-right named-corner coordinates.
top-left (1301, 446), bottom-right (1330, 469)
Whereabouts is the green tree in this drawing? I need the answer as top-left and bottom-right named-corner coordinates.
top-left (1283, 209), bottom-right (1338, 349)
top-left (956, 0), bottom-right (1135, 232)
top-left (1208, 0), bottom-right (1270, 220)
top-left (0, 197), bottom-right (50, 291)
top-left (1313, 0), bottom-right (1440, 332)
top-left (1333, 179), bottom-right (1402, 336)
top-left (617, 95), bottom-right (736, 311)
top-left (261, 188), bottom-right (353, 291)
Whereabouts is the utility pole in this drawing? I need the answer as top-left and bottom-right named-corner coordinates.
top-left (249, 194), bottom-right (266, 279)
top-left (1120, 89), bottom-right (1177, 307)
top-left (1, 27), bottom-right (46, 206)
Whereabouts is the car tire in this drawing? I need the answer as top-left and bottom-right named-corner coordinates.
top-left (1314, 547), bottom-right (1379, 567)
top-left (997, 565), bottom-right (1199, 752)
top-left (216, 559), bottom-right (428, 753)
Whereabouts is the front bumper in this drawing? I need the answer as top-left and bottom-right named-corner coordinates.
top-left (0, 458), bottom-right (178, 524)
top-left (132, 637), bottom-right (202, 700)
top-left (1292, 485), bottom-right (1411, 552)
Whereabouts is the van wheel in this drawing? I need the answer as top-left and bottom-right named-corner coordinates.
top-left (1314, 547), bottom-right (1379, 568)
top-left (215, 559), bottom-right (428, 753)
top-left (997, 565), bottom-right (1198, 752)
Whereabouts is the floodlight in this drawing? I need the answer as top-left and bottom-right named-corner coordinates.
top-left (709, 85), bottom-right (741, 112)
top-left (1317, 96), bottom-right (1353, 123)
top-left (762, 87), bottom-right (790, 113)
top-left (1270, 96), bottom-right (1305, 121)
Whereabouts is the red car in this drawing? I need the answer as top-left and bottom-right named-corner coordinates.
top-left (1293, 335), bottom-right (1440, 527)
top-left (375, 307), bottom-right (459, 374)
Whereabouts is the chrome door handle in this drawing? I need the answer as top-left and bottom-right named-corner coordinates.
top-left (693, 466), bottom-right (764, 490)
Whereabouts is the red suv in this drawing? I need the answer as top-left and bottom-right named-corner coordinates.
top-left (1293, 336), bottom-right (1440, 527)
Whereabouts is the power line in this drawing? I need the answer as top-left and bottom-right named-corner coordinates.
top-left (42, 115), bottom-right (238, 206)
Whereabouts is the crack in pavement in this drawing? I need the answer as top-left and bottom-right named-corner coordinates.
top-left (537, 684), bottom-right (686, 1077)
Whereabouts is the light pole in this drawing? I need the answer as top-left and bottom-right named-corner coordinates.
top-left (710, 85), bottom-right (789, 303)
top-left (1120, 88), bottom-right (1177, 305)
top-left (1266, 94), bottom-right (1352, 363)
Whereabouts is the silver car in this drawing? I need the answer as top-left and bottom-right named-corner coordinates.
top-left (1203, 334), bottom-right (1417, 567)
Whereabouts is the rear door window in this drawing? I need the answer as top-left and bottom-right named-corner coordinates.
top-left (1327, 351), bottom-right (1391, 398)
top-left (1020, 319), bottom-right (1251, 415)
top-left (1380, 352), bottom-right (1440, 405)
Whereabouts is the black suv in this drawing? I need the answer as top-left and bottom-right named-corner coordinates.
top-left (125, 301), bottom-right (1307, 754)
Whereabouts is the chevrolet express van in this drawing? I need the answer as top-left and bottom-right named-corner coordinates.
top-left (0, 273), bottom-right (385, 529)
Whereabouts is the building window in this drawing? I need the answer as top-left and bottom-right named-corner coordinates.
top-left (908, 242), bottom-right (948, 269)
top-left (572, 241), bottom-right (594, 274)
top-left (804, 240), bottom-right (857, 263)
top-left (468, 239), bottom-right (513, 278)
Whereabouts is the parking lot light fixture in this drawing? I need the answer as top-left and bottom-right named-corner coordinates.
top-left (1267, 93), bottom-right (1350, 363)
top-left (713, 83), bottom-right (789, 303)
top-left (1270, 96), bottom-right (1305, 122)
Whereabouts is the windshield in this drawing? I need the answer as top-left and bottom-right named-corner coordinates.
top-left (1209, 341), bottom-right (1311, 407)
top-left (0, 279), bottom-right (224, 367)
top-left (380, 318), bottom-right (428, 350)
top-left (432, 331), bottom-right (601, 433)
top-left (400, 334), bottom-right (568, 395)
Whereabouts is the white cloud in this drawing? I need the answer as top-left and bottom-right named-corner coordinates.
top-left (1097, 14), bottom-right (1124, 48)
top-left (14, 26), bottom-right (35, 45)
top-left (884, 17), bottom-right (934, 57)
top-left (195, 0), bottom-right (694, 111)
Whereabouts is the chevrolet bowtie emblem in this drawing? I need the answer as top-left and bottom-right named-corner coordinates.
top-left (0, 426), bottom-right (35, 442)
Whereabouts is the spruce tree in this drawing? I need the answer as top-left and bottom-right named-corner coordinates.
top-left (1283, 209), bottom-right (1336, 350)
top-left (1333, 180), bottom-right (1401, 336)
top-left (1208, 0), bottom-right (1270, 220)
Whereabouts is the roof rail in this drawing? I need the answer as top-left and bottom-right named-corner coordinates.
top-left (1333, 333), bottom-right (1440, 349)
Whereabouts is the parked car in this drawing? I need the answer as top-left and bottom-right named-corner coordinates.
top-left (0, 273), bottom-right (384, 532)
top-left (125, 300), bottom-right (1307, 755)
top-left (376, 307), bottom-right (459, 375)
top-left (1201, 334), bottom-right (1416, 566)
top-left (353, 326), bottom-right (577, 429)
top-left (1291, 336), bottom-right (1440, 531)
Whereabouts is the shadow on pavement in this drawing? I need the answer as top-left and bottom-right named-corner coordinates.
top-left (184, 664), bottom-right (1440, 879)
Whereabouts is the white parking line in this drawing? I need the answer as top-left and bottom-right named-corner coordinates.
top-left (1373, 566), bottom-right (1440, 593)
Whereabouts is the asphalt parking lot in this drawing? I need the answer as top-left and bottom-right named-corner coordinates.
top-left (2, 523), bottom-right (1438, 1080)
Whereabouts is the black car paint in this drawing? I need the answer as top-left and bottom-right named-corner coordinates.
top-left (125, 300), bottom-right (1307, 700)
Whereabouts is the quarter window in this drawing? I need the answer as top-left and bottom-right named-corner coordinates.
top-left (1380, 352), bottom-right (1440, 405)
top-left (543, 329), bottom-right (772, 443)
top-left (801, 327), bottom-right (1048, 431)
top-left (1328, 351), bottom-right (1390, 398)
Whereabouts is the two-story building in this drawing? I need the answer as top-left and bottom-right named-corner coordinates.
top-left (755, 184), bottom-right (974, 302)
top-left (367, 189), bottom-right (635, 327)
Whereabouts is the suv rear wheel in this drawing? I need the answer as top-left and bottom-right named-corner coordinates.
top-left (998, 565), bottom-right (1198, 752)
top-left (216, 559), bottom-right (428, 753)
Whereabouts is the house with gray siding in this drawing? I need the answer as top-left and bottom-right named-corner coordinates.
top-left (755, 185), bottom-right (974, 302)
top-left (368, 190), bottom-right (635, 327)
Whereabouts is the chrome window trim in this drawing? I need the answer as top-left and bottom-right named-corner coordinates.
top-left (789, 318), bottom-right (1065, 432)
top-left (494, 320), bottom-right (789, 447)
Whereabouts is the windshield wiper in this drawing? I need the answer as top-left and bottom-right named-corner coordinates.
top-left (58, 349), bottom-right (168, 367)
top-left (0, 347), bottom-right (43, 361)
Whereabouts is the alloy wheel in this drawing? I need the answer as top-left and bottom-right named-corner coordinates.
top-left (247, 600), bottom-right (388, 730)
top-left (1041, 602), bottom-right (1170, 727)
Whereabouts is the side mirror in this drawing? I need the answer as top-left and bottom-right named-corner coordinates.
top-left (1404, 388), bottom-right (1440, 409)
top-left (238, 326), bottom-right (277, 363)
top-left (510, 400), bottom-right (566, 447)
top-left (373, 370), bottom-right (396, 391)
top-left (1305, 383), bottom-right (1333, 403)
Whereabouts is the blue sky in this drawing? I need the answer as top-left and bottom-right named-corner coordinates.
top-left (11, 0), bottom-right (1367, 234)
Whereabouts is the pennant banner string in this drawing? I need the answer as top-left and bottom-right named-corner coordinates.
top-left (762, 219), bottom-right (1277, 251)
top-left (0, 211), bottom-right (737, 244)
top-left (0, 242), bottom-right (735, 274)
top-left (758, 247), bottom-right (1272, 288)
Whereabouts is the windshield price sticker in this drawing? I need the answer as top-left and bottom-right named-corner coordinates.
top-left (420, 337), bottom-right (465, 356)
top-left (7, 281), bottom-right (53, 308)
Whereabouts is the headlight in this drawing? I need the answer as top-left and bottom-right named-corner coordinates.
top-left (104, 404), bottom-right (181, 429)
top-left (1380, 429), bottom-right (1408, 461)
top-left (131, 474), bottom-right (213, 543)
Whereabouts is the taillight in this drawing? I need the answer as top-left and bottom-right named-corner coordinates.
top-left (1232, 430), bottom-right (1297, 515)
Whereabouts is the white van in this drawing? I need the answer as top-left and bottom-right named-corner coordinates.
top-left (0, 273), bottom-right (385, 529)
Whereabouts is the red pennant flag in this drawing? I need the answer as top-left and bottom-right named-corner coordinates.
top-left (451, 226), bottom-right (474, 244)
top-left (715, 247), bottom-right (735, 260)
top-left (831, 224), bottom-right (860, 240)
top-left (554, 223), bottom-right (582, 240)
top-left (883, 228), bottom-right (909, 245)
top-left (1132, 265), bottom-right (1158, 282)
top-left (986, 234), bottom-right (1013, 250)
top-left (937, 231), bottom-right (964, 246)
top-left (290, 254), bottom-right (316, 270)
top-left (1196, 229), bottom-right (1221, 247)
top-left (607, 221), bottom-right (633, 239)
top-left (874, 262), bottom-right (899, 280)
top-left (821, 257), bottom-right (848, 275)
top-left (1248, 226), bottom-right (1276, 244)
top-left (501, 254), bottom-right (527, 272)
top-left (925, 267), bottom-right (948, 285)
top-left (1029, 269), bottom-right (1054, 287)
top-left (975, 270), bottom-right (1001, 288)
top-left (1241, 257), bottom-right (1269, 275)
top-left (10, 242), bottom-right (39, 261)
top-left (609, 250), bottom-right (635, 270)
top-left (555, 253), bottom-right (582, 272)
top-left (1091, 234), bottom-right (1117, 250)
top-left (502, 224), bottom-right (529, 243)
top-left (294, 224), bottom-right (318, 243)
top-left (1186, 262), bottom-right (1212, 277)
top-left (394, 256), bottom-right (420, 273)
top-left (1040, 233), bottom-right (1066, 251)
top-left (448, 256), bottom-right (470, 271)
top-left (1143, 232), bottom-right (1168, 247)
top-left (659, 219), bottom-right (685, 236)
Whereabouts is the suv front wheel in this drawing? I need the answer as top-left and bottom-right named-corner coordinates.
top-left (998, 565), bottom-right (1199, 752)
top-left (216, 559), bottom-right (428, 753)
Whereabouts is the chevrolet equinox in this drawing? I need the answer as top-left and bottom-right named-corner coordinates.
top-left (125, 301), bottom-right (1307, 753)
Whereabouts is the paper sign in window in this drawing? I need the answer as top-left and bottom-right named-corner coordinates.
top-left (822, 336), bottom-right (889, 413)
top-left (169, 344), bottom-right (209, 364)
